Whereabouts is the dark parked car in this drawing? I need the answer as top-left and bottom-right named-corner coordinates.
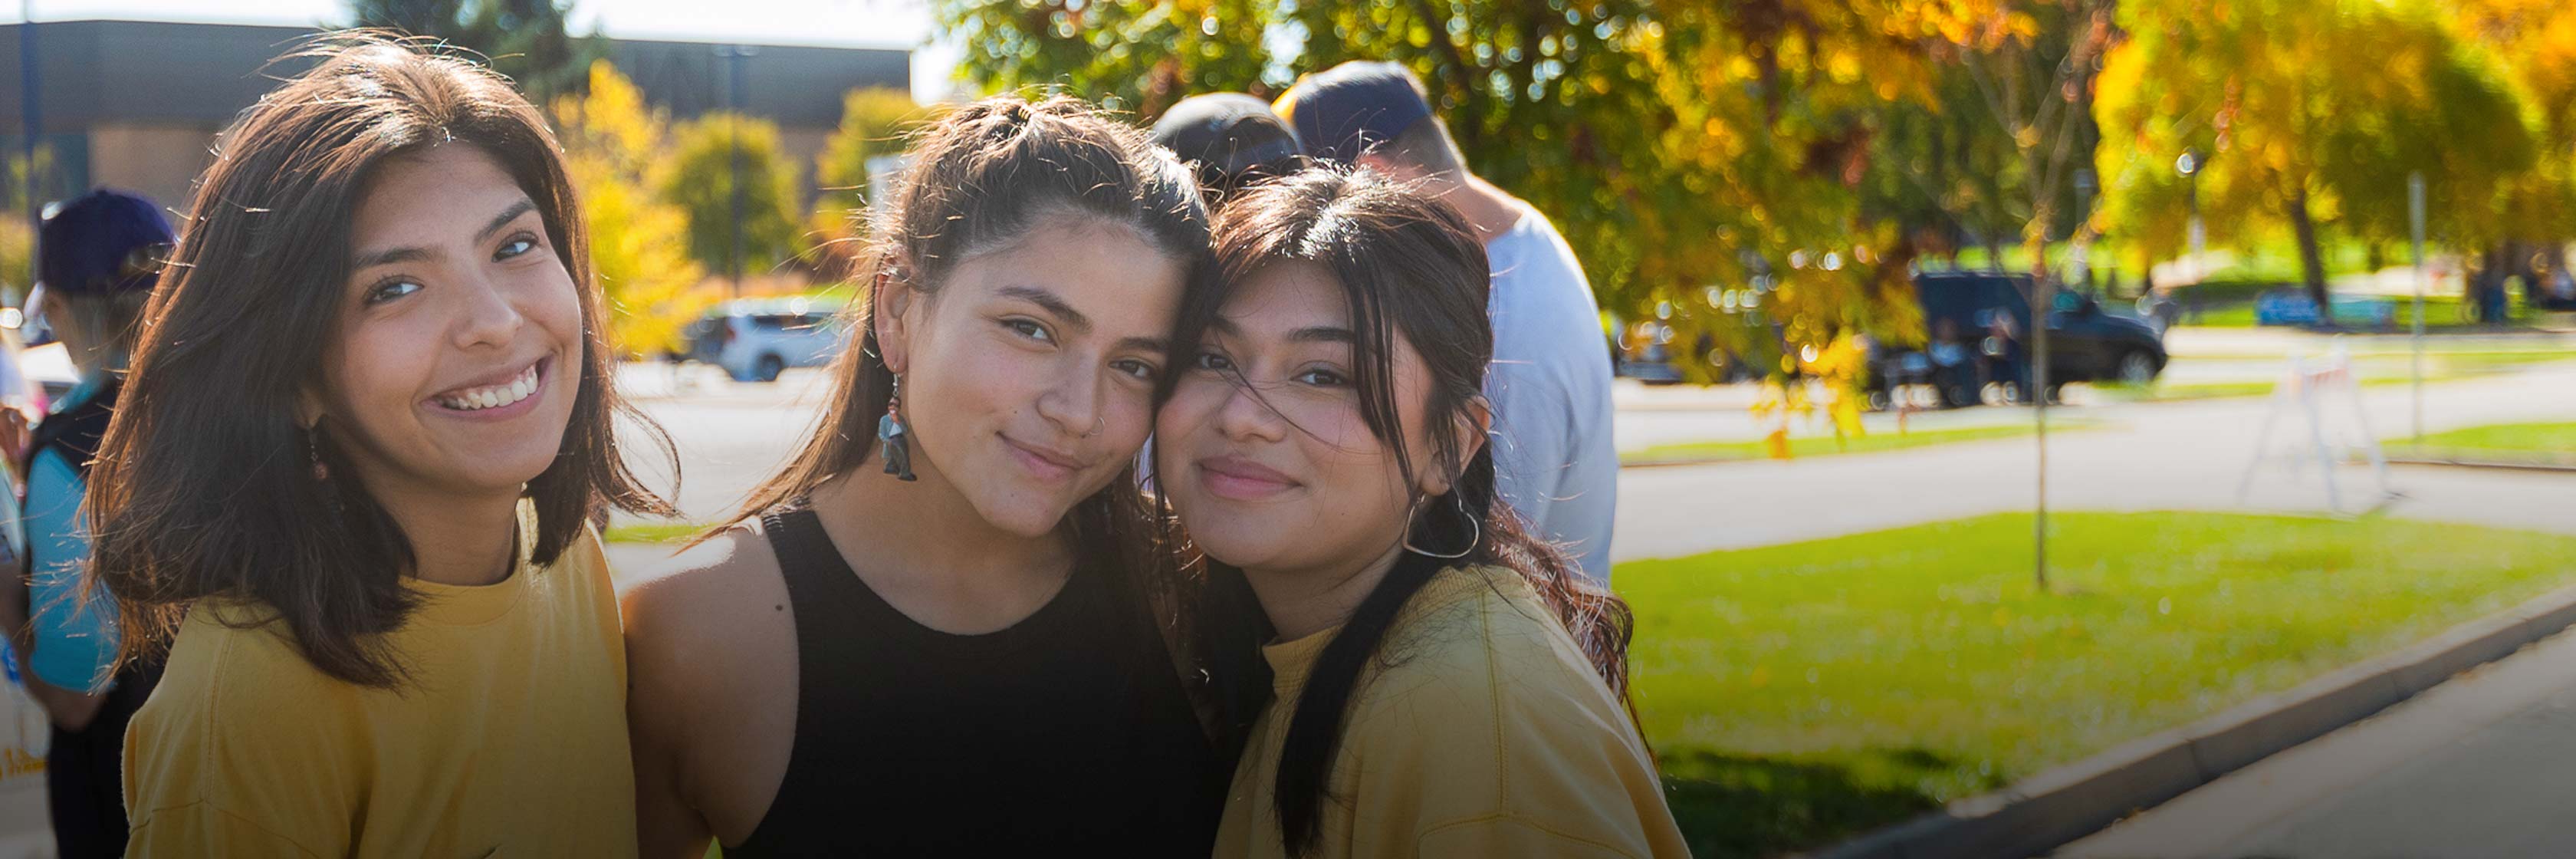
top-left (1867, 272), bottom-right (2167, 408)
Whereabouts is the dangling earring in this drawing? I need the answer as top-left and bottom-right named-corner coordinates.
top-left (305, 424), bottom-right (329, 482)
top-left (307, 424), bottom-right (347, 518)
top-left (1403, 493), bottom-right (1480, 561)
top-left (878, 373), bottom-right (918, 482)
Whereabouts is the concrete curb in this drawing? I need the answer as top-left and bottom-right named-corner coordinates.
top-left (2384, 456), bottom-right (2576, 474)
top-left (1806, 580), bottom-right (2576, 859)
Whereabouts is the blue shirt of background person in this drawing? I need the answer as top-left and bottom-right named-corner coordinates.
top-left (2, 188), bottom-right (172, 859)
top-left (26, 374), bottom-right (118, 690)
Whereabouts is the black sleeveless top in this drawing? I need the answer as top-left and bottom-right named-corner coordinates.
top-left (730, 503), bottom-right (1225, 856)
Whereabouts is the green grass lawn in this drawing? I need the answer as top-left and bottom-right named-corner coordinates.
top-left (2174, 292), bottom-right (2545, 331)
top-left (2394, 421), bottom-right (2576, 465)
top-left (1620, 512), bottom-right (2576, 858)
top-left (2090, 351), bottom-right (2576, 403)
top-left (2091, 380), bottom-right (2279, 402)
top-left (603, 521), bottom-right (711, 545)
top-left (1622, 422), bottom-right (2098, 466)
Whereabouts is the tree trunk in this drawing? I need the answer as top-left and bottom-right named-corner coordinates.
top-left (2469, 242), bottom-right (2526, 325)
top-left (2288, 186), bottom-right (2331, 328)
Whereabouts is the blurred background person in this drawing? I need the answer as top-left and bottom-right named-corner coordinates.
top-left (1151, 92), bottom-right (1305, 207)
top-left (0, 188), bottom-right (169, 859)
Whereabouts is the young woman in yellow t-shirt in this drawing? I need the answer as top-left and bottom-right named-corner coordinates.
top-left (1158, 167), bottom-right (1691, 858)
top-left (84, 35), bottom-right (674, 857)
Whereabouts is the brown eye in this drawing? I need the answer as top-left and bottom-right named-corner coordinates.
top-left (495, 235), bottom-right (537, 260)
top-left (1003, 318), bottom-right (1054, 343)
top-left (1295, 368), bottom-right (1347, 387)
top-left (365, 278), bottom-right (422, 305)
top-left (1111, 357), bottom-right (1159, 381)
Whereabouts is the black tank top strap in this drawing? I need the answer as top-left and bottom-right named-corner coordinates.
top-left (758, 502), bottom-right (830, 638)
top-left (755, 502), bottom-right (838, 757)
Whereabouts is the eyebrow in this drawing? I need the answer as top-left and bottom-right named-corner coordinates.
top-left (1203, 317), bottom-right (1355, 345)
top-left (998, 285), bottom-right (1091, 334)
top-left (348, 197), bottom-right (540, 272)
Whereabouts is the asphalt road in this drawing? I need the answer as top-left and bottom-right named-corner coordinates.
top-left (608, 339), bottom-right (2576, 574)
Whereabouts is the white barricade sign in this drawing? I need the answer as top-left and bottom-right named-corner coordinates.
top-left (2235, 339), bottom-right (2396, 513)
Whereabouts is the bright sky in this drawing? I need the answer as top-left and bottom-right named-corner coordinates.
top-left (5, 0), bottom-right (965, 102)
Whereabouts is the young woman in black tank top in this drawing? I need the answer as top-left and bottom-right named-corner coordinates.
top-left (620, 96), bottom-right (1227, 857)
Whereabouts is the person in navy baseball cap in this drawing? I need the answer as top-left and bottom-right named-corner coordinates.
top-left (36, 189), bottom-right (173, 300)
top-left (13, 187), bottom-right (169, 859)
top-left (1150, 92), bottom-right (1304, 204)
top-left (1270, 60), bottom-right (1434, 166)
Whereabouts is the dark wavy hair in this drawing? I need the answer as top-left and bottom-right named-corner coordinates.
top-left (726, 93), bottom-right (1216, 644)
top-left (1178, 166), bottom-right (1637, 857)
top-left (87, 33), bottom-right (675, 689)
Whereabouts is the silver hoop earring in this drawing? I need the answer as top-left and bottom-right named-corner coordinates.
top-left (1403, 493), bottom-right (1480, 560)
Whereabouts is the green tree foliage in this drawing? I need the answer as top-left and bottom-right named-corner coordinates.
top-left (808, 87), bottom-right (928, 272)
top-left (1, 146), bottom-right (61, 300)
top-left (551, 61), bottom-right (711, 357)
top-left (2094, 0), bottom-right (2538, 314)
top-left (347, 0), bottom-right (606, 99)
top-left (2456, 0), bottom-right (2576, 316)
top-left (934, 0), bottom-right (1976, 386)
top-left (657, 114), bottom-right (806, 282)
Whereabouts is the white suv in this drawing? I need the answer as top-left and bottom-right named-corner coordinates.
top-left (685, 298), bottom-right (847, 383)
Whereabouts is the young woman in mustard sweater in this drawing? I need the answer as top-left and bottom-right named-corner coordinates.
top-left (1158, 166), bottom-right (1690, 858)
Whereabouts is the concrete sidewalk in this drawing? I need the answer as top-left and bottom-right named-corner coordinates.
top-left (2061, 622), bottom-right (2576, 859)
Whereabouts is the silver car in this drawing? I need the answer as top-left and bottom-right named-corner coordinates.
top-left (686, 298), bottom-right (847, 383)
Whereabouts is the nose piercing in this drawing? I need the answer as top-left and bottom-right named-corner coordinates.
top-left (1082, 416), bottom-right (1105, 439)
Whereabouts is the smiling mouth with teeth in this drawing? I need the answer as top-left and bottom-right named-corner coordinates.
top-left (435, 364), bottom-right (540, 412)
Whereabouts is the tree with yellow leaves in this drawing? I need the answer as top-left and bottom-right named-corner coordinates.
top-left (2453, 0), bottom-right (2576, 314)
top-left (935, 0), bottom-right (1961, 396)
top-left (551, 61), bottom-right (712, 358)
top-left (807, 87), bottom-right (927, 278)
top-left (2094, 0), bottom-right (2538, 319)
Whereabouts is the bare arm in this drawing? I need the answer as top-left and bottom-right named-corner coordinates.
top-left (618, 528), bottom-right (797, 858)
top-left (623, 568), bottom-right (718, 859)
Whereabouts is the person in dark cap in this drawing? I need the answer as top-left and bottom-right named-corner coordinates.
top-left (0, 188), bottom-right (169, 858)
top-left (1150, 92), bottom-right (1304, 206)
top-left (1274, 61), bottom-right (1620, 586)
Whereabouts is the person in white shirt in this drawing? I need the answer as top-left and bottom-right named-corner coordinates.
top-left (1274, 61), bottom-right (1618, 584)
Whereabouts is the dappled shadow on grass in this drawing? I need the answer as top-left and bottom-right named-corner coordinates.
top-left (1659, 747), bottom-right (2006, 859)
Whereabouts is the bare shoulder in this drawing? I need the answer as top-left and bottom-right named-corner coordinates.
top-left (618, 522), bottom-right (801, 844)
top-left (621, 526), bottom-right (784, 626)
top-left (620, 523), bottom-right (794, 704)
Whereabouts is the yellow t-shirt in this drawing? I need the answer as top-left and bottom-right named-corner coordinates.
top-left (121, 506), bottom-right (639, 858)
top-left (1214, 565), bottom-right (1690, 859)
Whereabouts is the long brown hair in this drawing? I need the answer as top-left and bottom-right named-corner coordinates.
top-left (727, 94), bottom-right (1213, 604)
top-left (1180, 166), bottom-right (1635, 857)
top-left (87, 33), bottom-right (675, 689)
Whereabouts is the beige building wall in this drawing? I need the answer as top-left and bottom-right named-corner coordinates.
top-left (80, 122), bottom-right (842, 220)
top-left (86, 123), bottom-right (222, 215)
top-left (779, 125), bottom-right (833, 206)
